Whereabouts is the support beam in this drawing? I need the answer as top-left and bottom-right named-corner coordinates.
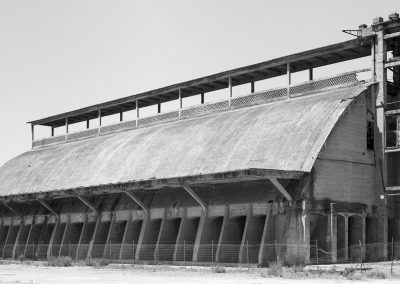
top-left (384, 31), bottom-right (400, 40)
top-left (239, 205), bottom-right (252, 263)
top-left (75, 195), bottom-right (98, 215)
top-left (86, 120), bottom-right (90, 129)
top-left (251, 81), bottom-right (255, 93)
top-left (154, 210), bottom-right (167, 261)
top-left (329, 213), bottom-right (337, 263)
top-left (51, 127), bottom-right (54, 137)
top-left (123, 191), bottom-right (148, 215)
top-left (200, 93), bottom-right (205, 104)
top-left (182, 183), bottom-right (206, 212)
top-left (1, 203), bottom-right (22, 218)
top-left (268, 178), bottom-right (293, 201)
top-left (309, 68), bottom-right (313, 80)
top-left (119, 112), bottom-right (123, 122)
top-left (157, 103), bottom-right (161, 114)
top-left (36, 199), bottom-right (58, 219)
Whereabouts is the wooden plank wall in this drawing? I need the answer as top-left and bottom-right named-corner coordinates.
top-left (313, 93), bottom-right (377, 206)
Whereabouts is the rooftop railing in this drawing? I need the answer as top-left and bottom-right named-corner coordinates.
top-left (32, 69), bottom-right (371, 149)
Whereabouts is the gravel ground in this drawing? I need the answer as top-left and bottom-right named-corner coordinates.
top-left (0, 262), bottom-right (399, 284)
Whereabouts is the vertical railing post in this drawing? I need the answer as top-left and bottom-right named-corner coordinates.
top-left (200, 93), bottom-right (205, 104)
top-left (287, 62), bottom-right (291, 97)
top-left (136, 99), bottom-right (139, 127)
top-left (179, 88), bottom-right (182, 119)
top-left (309, 68), bottom-right (313, 81)
top-left (65, 118), bottom-right (69, 141)
top-left (31, 124), bottom-right (35, 141)
top-left (228, 76), bottom-right (232, 109)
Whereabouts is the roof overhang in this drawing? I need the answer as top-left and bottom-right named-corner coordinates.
top-left (0, 168), bottom-right (305, 203)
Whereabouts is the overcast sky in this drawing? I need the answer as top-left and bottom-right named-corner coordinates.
top-left (0, 0), bottom-right (398, 167)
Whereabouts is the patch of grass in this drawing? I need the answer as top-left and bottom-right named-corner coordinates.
top-left (85, 258), bottom-right (110, 268)
top-left (366, 269), bottom-right (387, 279)
top-left (46, 256), bottom-right (73, 267)
top-left (212, 267), bottom-right (226, 273)
top-left (266, 262), bottom-right (283, 277)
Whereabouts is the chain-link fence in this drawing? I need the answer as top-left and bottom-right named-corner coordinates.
top-left (2, 240), bottom-right (399, 267)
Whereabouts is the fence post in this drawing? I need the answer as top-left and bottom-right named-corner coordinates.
top-left (391, 237), bottom-right (394, 275)
top-left (359, 240), bottom-right (363, 272)
top-left (212, 240), bottom-right (214, 264)
top-left (316, 240), bottom-right (319, 271)
top-left (246, 241), bottom-right (249, 269)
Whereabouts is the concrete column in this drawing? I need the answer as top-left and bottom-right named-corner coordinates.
top-left (103, 213), bottom-right (116, 258)
top-left (329, 213), bottom-right (338, 263)
top-left (47, 219), bottom-right (59, 259)
top-left (76, 216), bottom-right (87, 260)
top-left (239, 205), bottom-right (252, 263)
top-left (374, 30), bottom-right (388, 260)
top-left (12, 219), bottom-right (24, 259)
top-left (216, 206), bottom-right (230, 263)
top-left (58, 216), bottom-right (70, 257)
top-left (135, 212), bottom-right (150, 260)
top-left (87, 217), bottom-right (100, 259)
top-left (362, 213), bottom-right (366, 259)
top-left (173, 208), bottom-right (199, 262)
top-left (258, 207), bottom-right (272, 265)
top-left (344, 214), bottom-right (349, 261)
top-left (119, 214), bottom-right (132, 260)
top-left (23, 222), bottom-right (34, 258)
top-left (192, 209), bottom-right (207, 262)
top-left (155, 210), bottom-right (181, 261)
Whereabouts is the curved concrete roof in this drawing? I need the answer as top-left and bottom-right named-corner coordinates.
top-left (0, 84), bottom-right (370, 196)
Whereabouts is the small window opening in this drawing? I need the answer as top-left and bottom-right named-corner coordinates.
top-left (367, 121), bottom-right (374, 150)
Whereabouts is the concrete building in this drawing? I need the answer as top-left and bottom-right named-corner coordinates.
top-left (0, 15), bottom-right (399, 265)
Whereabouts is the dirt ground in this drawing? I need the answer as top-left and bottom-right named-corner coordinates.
top-left (0, 262), bottom-right (399, 284)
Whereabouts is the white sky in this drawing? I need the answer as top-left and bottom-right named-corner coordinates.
top-left (0, 0), bottom-right (398, 167)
